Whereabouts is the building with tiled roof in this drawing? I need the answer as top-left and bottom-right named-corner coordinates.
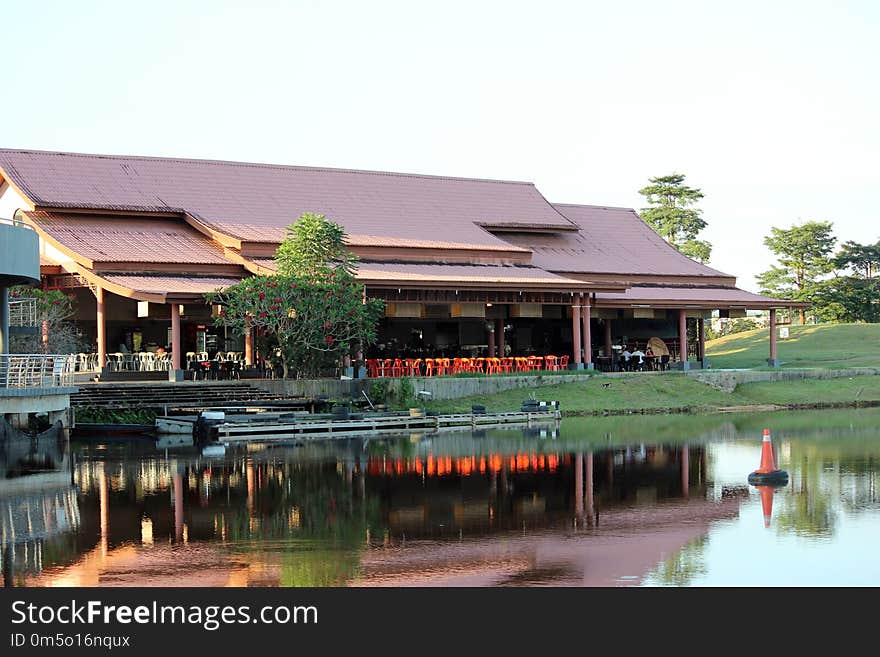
top-left (0, 148), bottom-right (796, 373)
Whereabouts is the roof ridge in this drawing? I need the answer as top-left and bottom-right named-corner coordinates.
top-left (0, 148), bottom-right (536, 187)
top-left (552, 202), bottom-right (637, 211)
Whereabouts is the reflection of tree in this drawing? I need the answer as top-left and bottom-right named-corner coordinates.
top-left (775, 455), bottom-right (836, 538)
top-left (650, 536), bottom-right (708, 586)
top-left (218, 463), bottom-right (385, 586)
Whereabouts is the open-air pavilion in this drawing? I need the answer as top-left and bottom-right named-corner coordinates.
top-left (0, 148), bottom-right (798, 378)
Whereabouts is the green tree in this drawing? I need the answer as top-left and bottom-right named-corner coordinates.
top-left (274, 212), bottom-right (358, 278)
top-left (8, 287), bottom-right (84, 354)
top-left (812, 276), bottom-right (880, 323)
top-left (757, 221), bottom-right (836, 325)
top-left (209, 214), bottom-right (384, 378)
top-left (834, 240), bottom-right (880, 279)
top-left (638, 173), bottom-right (712, 263)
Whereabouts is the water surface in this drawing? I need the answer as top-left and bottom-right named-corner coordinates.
top-left (2, 408), bottom-right (878, 586)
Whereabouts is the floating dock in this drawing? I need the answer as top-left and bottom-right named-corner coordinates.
top-left (156, 408), bottom-right (561, 443)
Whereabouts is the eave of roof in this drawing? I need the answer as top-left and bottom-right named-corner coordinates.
top-left (594, 285), bottom-right (804, 309)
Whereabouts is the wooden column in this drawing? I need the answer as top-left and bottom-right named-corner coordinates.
top-left (603, 318), bottom-right (612, 357)
top-left (581, 300), bottom-right (592, 368)
top-left (571, 301), bottom-right (582, 366)
top-left (96, 286), bottom-right (106, 369)
top-left (769, 308), bottom-right (778, 366)
top-left (487, 323), bottom-right (495, 357)
top-left (170, 303), bottom-right (182, 371)
top-left (244, 318), bottom-right (254, 366)
top-left (496, 318), bottom-right (505, 357)
top-left (678, 309), bottom-right (688, 369)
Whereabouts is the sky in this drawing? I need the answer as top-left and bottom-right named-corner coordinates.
top-left (3, 0), bottom-right (878, 291)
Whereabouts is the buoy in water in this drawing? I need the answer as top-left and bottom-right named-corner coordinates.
top-left (747, 428), bottom-right (789, 485)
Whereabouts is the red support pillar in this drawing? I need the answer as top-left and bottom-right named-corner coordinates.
top-left (244, 318), bottom-right (254, 366)
top-left (581, 300), bottom-right (592, 369)
top-left (769, 308), bottom-right (778, 367)
top-left (171, 303), bottom-right (182, 371)
top-left (678, 309), bottom-right (689, 370)
top-left (604, 318), bottom-right (612, 358)
top-left (96, 286), bottom-right (106, 369)
top-left (496, 318), bottom-right (505, 357)
top-left (571, 300), bottom-right (582, 367)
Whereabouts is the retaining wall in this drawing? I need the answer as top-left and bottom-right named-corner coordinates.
top-left (251, 367), bottom-right (880, 402)
top-left (687, 367), bottom-right (880, 393)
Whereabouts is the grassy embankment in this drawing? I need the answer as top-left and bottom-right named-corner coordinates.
top-left (426, 373), bottom-right (880, 415)
top-left (426, 324), bottom-right (880, 415)
top-left (704, 322), bottom-right (880, 369)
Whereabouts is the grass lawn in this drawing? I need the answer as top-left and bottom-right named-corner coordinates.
top-left (705, 323), bottom-right (880, 369)
top-left (425, 372), bottom-right (880, 415)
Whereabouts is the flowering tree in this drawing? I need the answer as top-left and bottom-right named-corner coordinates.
top-left (8, 287), bottom-right (84, 353)
top-left (209, 214), bottom-right (383, 378)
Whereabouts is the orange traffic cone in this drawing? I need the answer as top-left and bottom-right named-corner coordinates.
top-left (747, 429), bottom-right (788, 485)
top-left (757, 485), bottom-right (774, 528)
top-left (755, 429), bottom-right (776, 473)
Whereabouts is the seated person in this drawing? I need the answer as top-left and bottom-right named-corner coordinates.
top-left (620, 346), bottom-right (632, 370)
top-left (631, 347), bottom-right (646, 366)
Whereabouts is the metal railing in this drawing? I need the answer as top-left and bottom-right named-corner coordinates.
top-left (0, 215), bottom-right (36, 230)
top-left (0, 354), bottom-right (77, 388)
top-left (9, 298), bottom-right (38, 327)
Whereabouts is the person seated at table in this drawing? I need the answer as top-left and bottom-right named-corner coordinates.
top-left (631, 347), bottom-right (646, 368)
top-left (646, 346), bottom-right (654, 357)
top-left (619, 346), bottom-right (632, 371)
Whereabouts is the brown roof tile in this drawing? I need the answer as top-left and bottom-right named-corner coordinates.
top-left (0, 149), bottom-right (575, 250)
top-left (23, 211), bottom-right (231, 265)
top-left (499, 204), bottom-right (733, 279)
top-left (596, 285), bottom-right (792, 308)
top-left (99, 273), bottom-right (241, 296)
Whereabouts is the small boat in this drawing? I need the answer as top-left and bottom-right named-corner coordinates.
top-left (201, 444), bottom-right (227, 457)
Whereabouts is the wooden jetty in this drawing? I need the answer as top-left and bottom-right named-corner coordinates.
top-left (156, 407), bottom-right (561, 443)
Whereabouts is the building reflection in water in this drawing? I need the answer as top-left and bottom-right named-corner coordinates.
top-left (6, 413), bottom-right (880, 587)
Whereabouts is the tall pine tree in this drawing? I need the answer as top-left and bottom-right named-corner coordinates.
top-left (638, 173), bottom-right (712, 262)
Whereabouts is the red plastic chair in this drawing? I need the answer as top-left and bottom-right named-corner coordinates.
top-left (367, 359), bottom-right (381, 378)
top-left (424, 358), bottom-right (435, 377)
top-left (559, 355), bottom-right (570, 370)
top-left (545, 355), bottom-right (558, 371)
top-left (392, 359), bottom-right (404, 377)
